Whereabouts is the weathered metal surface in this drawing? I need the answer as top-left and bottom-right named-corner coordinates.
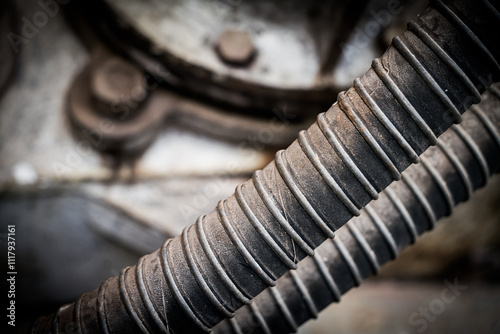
top-left (101, 0), bottom-right (359, 95)
top-left (65, 0), bottom-right (425, 116)
top-left (94, 0), bottom-right (426, 110)
top-left (90, 56), bottom-right (148, 117)
top-left (67, 49), bottom-right (171, 161)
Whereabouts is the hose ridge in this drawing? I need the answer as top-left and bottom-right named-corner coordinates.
top-left (452, 125), bottom-right (490, 182)
top-left (195, 215), bottom-right (252, 305)
top-left (432, 0), bottom-right (500, 72)
top-left (333, 237), bottom-right (362, 286)
top-left (249, 303), bottom-right (271, 334)
top-left (392, 35), bottom-right (462, 123)
top-left (338, 91), bottom-right (402, 180)
top-left (119, 267), bottom-right (150, 333)
top-left (217, 200), bottom-right (276, 286)
top-left (312, 253), bottom-right (342, 301)
top-left (371, 58), bottom-right (438, 145)
top-left (490, 85), bottom-right (500, 100)
top-left (353, 78), bottom-right (420, 164)
top-left (52, 307), bottom-right (61, 334)
top-left (235, 184), bottom-right (297, 270)
top-left (181, 225), bottom-right (234, 318)
top-left (317, 112), bottom-right (379, 200)
top-left (229, 318), bottom-right (242, 334)
top-left (436, 141), bottom-right (473, 200)
top-left (289, 270), bottom-right (318, 319)
top-left (137, 256), bottom-right (169, 333)
top-left (97, 279), bottom-right (112, 334)
top-left (346, 223), bottom-right (380, 274)
top-left (385, 187), bottom-right (419, 244)
top-left (364, 206), bottom-right (398, 259)
top-left (402, 173), bottom-right (437, 230)
top-left (269, 288), bottom-right (298, 331)
top-left (274, 150), bottom-right (336, 237)
top-left (297, 130), bottom-right (361, 216)
top-left (74, 292), bottom-right (85, 334)
top-left (161, 240), bottom-right (211, 332)
top-left (253, 169), bottom-right (315, 256)
top-left (420, 156), bottom-right (456, 215)
top-left (470, 105), bottom-right (500, 150)
top-left (406, 21), bottom-right (482, 104)
top-left (484, 0), bottom-right (500, 19)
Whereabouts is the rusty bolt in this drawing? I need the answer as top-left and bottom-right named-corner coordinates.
top-left (216, 30), bottom-right (256, 66)
top-left (90, 57), bottom-right (147, 118)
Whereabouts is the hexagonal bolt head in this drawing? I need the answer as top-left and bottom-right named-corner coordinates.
top-left (90, 57), bottom-right (147, 117)
top-left (216, 30), bottom-right (256, 66)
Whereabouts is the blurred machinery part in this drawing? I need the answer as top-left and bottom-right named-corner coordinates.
top-left (216, 29), bottom-right (256, 66)
top-left (67, 48), bottom-right (312, 164)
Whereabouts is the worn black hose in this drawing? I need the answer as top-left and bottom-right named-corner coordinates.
top-left (213, 84), bottom-right (500, 334)
top-left (32, 1), bottom-right (500, 333)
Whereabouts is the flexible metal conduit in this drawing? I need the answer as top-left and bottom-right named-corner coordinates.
top-left (212, 84), bottom-right (500, 334)
top-left (32, 0), bottom-right (500, 333)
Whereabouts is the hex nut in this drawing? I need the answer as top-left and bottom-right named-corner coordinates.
top-left (90, 57), bottom-right (147, 116)
top-left (216, 30), bottom-right (256, 66)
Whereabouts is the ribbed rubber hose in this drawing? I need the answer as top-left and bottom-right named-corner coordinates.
top-left (32, 0), bottom-right (500, 333)
top-left (213, 84), bottom-right (500, 334)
